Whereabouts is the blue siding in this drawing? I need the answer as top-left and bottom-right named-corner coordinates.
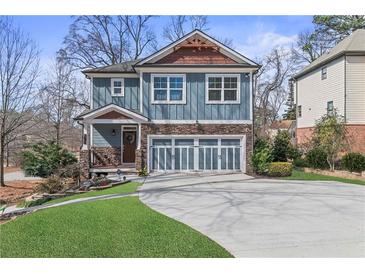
top-left (142, 73), bottom-right (251, 120)
top-left (93, 124), bottom-right (121, 147)
top-left (92, 73), bottom-right (251, 121)
top-left (93, 78), bottom-right (140, 111)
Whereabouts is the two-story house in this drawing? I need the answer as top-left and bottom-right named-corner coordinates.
top-left (293, 29), bottom-right (365, 153)
top-left (75, 30), bottom-right (259, 177)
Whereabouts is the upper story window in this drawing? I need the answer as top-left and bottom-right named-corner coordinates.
top-left (297, 105), bottom-right (302, 118)
top-left (321, 66), bottom-right (327, 80)
top-left (111, 78), bottom-right (124, 96)
top-left (206, 74), bottom-right (240, 104)
top-left (151, 74), bottom-right (186, 104)
top-left (327, 101), bottom-right (334, 116)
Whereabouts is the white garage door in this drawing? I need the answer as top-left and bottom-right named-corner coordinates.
top-left (149, 136), bottom-right (245, 172)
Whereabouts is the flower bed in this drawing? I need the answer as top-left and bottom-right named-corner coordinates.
top-left (304, 167), bottom-right (365, 180)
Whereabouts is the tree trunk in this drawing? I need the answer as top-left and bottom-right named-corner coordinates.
top-left (6, 142), bottom-right (9, 167)
top-left (0, 137), bottom-right (5, 187)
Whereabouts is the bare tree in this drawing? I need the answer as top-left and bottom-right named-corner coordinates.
top-left (58, 16), bottom-right (157, 69)
top-left (163, 16), bottom-right (209, 42)
top-left (36, 58), bottom-right (82, 146)
top-left (254, 48), bottom-right (297, 137)
top-left (0, 17), bottom-right (40, 186)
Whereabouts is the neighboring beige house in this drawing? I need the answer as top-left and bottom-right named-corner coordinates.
top-left (292, 29), bottom-right (365, 153)
top-left (267, 120), bottom-right (296, 144)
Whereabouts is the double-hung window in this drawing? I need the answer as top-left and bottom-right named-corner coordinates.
top-left (327, 101), bottom-right (334, 116)
top-left (111, 78), bottom-right (124, 96)
top-left (321, 66), bottom-right (327, 80)
top-left (206, 74), bottom-right (240, 103)
top-left (152, 74), bottom-right (186, 104)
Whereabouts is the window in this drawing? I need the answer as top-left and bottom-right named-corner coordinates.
top-left (327, 101), bottom-right (334, 116)
top-left (152, 75), bottom-right (186, 104)
top-left (298, 105), bottom-right (302, 117)
top-left (206, 74), bottom-right (240, 103)
top-left (321, 66), bottom-right (327, 80)
top-left (111, 78), bottom-right (124, 96)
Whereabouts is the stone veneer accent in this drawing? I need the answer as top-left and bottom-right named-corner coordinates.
top-left (136, 123), bottom-right (253, 173)
top-left (91, 147), bottom-right (121, 167)
top-left (297, 125), bottom-right (365, 153)
top-left (79, 150), bottom-right (90, 178)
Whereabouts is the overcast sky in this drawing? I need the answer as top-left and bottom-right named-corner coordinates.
top-left (11, 15), bottom-right (313, 70)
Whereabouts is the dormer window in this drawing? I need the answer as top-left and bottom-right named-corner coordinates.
top-left (111, 78), bottom-right (124, 96)
top-left (321, 66), bottom-right (327, 80)
top-left (206, 74), bottom-right (240, 104)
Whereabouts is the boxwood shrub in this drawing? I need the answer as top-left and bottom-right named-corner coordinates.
top-left (341, 152), bottom-right (365, 173)
top-left (306, 147), bottom-right (329, 169)
top-left (267, 162), bottom-right (293, 177)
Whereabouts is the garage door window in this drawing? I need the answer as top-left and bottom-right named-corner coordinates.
top-left (175, 139), bottom-right (194, 170)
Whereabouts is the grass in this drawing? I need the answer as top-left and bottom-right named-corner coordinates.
top-left (284, 170), bottom-right (365, 186)
top-left (0, 197), bottom-right (232, 258)
top-left (44, 181), bottom-right (141, 205)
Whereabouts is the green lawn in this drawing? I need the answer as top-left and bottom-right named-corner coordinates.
top-left (44, 181), bottom-right (141, 205)
top-left (0, 197), bottom-right (232, 258)
top-left (284, 170), bottom-right (365, 186)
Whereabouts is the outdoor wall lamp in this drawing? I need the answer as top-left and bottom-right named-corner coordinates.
top-left (111, 129), bottom-right (116, 136)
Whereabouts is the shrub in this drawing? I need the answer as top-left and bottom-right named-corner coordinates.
top-left (138, 166), bottom-right (148, 177)
top-left (306, 147), bottom-right (329, 169)
top-left (293, 157), bottom-right (308, 168)
top-left (36, 176), bottom-right (65, 194)
top-left (271, 130), bottom-right (291, 162)
top-left (288, 146), bottom-right (302, 161)
top-left (21, 141), bottom-right (77, 177)
top-left (341, 153), bottom-right (365, 173)
top-left (252, 147), bottom-right (272, 175)
top-left (267, 162), bottom-right (293, 177)
top-left (56, 163), bottom-right (81, 179)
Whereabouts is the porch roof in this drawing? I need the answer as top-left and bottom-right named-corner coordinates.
top-left (74, 103), bottom-right (149, 123)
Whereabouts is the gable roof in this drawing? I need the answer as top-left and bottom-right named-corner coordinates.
top-left (135, 29), bottom-right (260, 68)
top-left (74, 103), bottom-right (149, 122)
top-left (294, 29), bottom-right (365, 79)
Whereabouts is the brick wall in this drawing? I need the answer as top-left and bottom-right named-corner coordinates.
top-left (297, 124), bottom-right (365, 153)
top-left (136, 123), bottom-right (253, 173)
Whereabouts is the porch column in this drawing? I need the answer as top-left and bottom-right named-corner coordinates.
top-left (137, 123), bottom-right (141, 149)
top-left (81, 123), bottom-right (88, 150)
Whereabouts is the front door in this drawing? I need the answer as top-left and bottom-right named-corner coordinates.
top-left (123, 131), bottom-right (136, 163)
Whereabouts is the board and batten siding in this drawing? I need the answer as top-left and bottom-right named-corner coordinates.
top-left (297, 56), bottom-right (345, 128)
top-left (142, 73), bottom-right (251, 120)
top-left (346, 56), bottom-right (365, 124)
top-left (92, 78), bottom-right (140, 111)
top-left (92, 124), bottom-right (121, 147)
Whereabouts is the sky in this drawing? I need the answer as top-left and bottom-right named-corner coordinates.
top-left (11, 15), bottom-right (313, 71)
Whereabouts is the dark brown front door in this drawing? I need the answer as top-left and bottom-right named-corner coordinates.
top-left (123, 131), bottom-right (136, 163)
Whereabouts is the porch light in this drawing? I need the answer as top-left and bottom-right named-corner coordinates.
top-left (112, 129), bottom-right (116, 136)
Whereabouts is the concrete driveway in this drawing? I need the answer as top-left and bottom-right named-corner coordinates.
top-left (139, 173), bottom-right (365, 257)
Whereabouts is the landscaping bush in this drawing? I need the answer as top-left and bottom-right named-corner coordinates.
top-left (21, 141), bottom-right (77, 177)
top-left (271, 130), bottom-right (291, 162)
top-left (36, 176), bottom-right (65, 194)
top-left (56, 163), bottom-right (81, 179)
top-left (341, 152), bottom-right (365, 173)
top-left (293, 157), bottom-right (308, 168)
top-left (252, 147), bottom-right (272, 175)
top-left (138, 166), bottom-right (148, 177)
top-left (306, 147), bottom-right (329, 169)
top-left (267, 162), bottom-right (293, 177)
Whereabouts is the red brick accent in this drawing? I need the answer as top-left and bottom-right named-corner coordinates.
top-left (95, 111), bottom-right (130, 119)
top-left (297, 125), bottom-right (365, 153)
top-left (136, 123), bottom-right (253, 173)
top-left (156, 47), bottom-right (237, 64)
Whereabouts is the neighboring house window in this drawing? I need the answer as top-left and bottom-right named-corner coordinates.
top-left (321, 66), bottom-right (327, 80)
top-left (151, 74), bottom-right (186, 104)
top-left (297, 105), bottom-right (302, 117)
top-left (206, 74), bottom-right (240, 104)
top-left (111, 78), bottom-right (124, 96)
top-left (327, 101), bottom-right (334, 116)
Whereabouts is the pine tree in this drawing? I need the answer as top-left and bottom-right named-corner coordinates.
top-left (282, 80), bottom-right (296, 120)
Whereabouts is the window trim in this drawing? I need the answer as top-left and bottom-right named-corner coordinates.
top-left (321, 66), bottom-right (327, 80)
top-left (111, 78), bottom-right (125, 97)
top-left (205, 74), bottom-right (241, 104)
top-left (151, 74), bottom-right (186, 104)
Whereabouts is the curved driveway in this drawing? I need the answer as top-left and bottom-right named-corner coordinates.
top-left (139, 173), bottom-right (365, 257)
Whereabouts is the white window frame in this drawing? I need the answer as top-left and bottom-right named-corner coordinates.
top-left (111, 78), bottom-right (124, 97)
top-left (151, 74), bottom-right (186, 104)
top-left (205, 74), bottom-right (241, 104)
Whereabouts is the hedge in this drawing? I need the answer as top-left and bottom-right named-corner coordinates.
top-left (267, 162), bottom-right (293, 177)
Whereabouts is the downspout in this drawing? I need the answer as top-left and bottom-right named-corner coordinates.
top-left (344, 55), bottom-right (347, 123)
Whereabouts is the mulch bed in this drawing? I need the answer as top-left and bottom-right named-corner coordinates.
top-left (0, 180), bottom-right (43, 205)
